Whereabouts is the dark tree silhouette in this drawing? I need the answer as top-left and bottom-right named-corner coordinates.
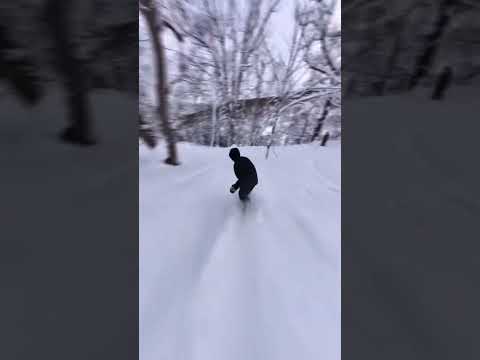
top-left (44, 0), bottom-right (95, 145)
top-left (311, 98), bottom-right (332, 142)
top-left (140, 0), bottom-right (181, 165)
top-left (0, 24), bottom-right (43, 105)
top-left (408, 0), bottom-right (455, 90)
top-left (321, 131), bottom-right (329, 146)
top-left (432, 66), bottom-right (453, 100)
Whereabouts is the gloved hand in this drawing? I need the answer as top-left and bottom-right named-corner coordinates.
top-left (230, 185), bottom-right (237, 193)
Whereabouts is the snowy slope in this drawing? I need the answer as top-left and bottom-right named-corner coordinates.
top-left (140, 141), bottom-right (341, 360)
top-left (343, 87), bottom-right (480, 359)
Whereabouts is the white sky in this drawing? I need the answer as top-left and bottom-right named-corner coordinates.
top-left (271, 0), bottom-right (341, 59)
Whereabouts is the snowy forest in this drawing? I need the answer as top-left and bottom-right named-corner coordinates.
top-left (343, 0), bottom-right (480, 98)
top-left (139, 0), bottom-right (341, 165)
top-left (0, 1), bottom-right (137, 145)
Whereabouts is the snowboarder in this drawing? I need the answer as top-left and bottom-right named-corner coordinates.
top-left (229, 147), bottom-right (258, 201)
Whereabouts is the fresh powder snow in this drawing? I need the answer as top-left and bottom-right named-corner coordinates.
top-left (140, 141), bottom-right (341, 360)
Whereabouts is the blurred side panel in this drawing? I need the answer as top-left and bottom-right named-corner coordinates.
top-left (0, 1), bottom-right (138, 360)
top-left (342, 1), bottom-right (480, 359)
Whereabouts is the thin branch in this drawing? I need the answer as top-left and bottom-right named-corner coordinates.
top-left (162, 20), bottom-right (184, 42)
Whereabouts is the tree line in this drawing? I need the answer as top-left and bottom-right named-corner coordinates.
top-left (139, 0), bottom-right (341, 164)
top-left (1, 1), bottom-right (137, 145)
top-left (342, 0), bottom-right (480, 98)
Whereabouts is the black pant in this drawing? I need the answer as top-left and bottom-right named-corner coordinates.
top-left (238, 180), bottom-right (256, 201)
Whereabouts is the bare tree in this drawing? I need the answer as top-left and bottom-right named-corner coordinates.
top-left (45, 0), bottom-right (95, 145)
top-left (262, 0), bottom-right (341, 153)
top-left (249, 50), bottom-right (269, 145)
top-left (170, 0), bottom-right (281, 146)
top-left (140, 0), bottom-right (183, 165)
top-left (310, 97), bottom-right (331, 141)
top-left (296, 0), bottom-right (340, 81)
top-left (263, 23), bottom-right (306, 158)
top-left (295, 0), bottom-right (340, 143)
top-left (145, 0), bottom-right (340, 149)
top-left (343, 0), bottom-right (480, 96)
top-left (408, 0), bottom-right (455, 89)
top-left (0, 24), bottom-right (43, 105)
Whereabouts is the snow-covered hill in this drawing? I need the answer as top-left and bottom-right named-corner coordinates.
top-left (140, 141), bottom-right (341, 360)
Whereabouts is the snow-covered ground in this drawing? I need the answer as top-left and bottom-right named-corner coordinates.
top-left (140, 141), bottom-right (341, 360)
top-left (1, 90), bottom-right (138, 358)
top-left (342, 86), bottom-right (480, 359)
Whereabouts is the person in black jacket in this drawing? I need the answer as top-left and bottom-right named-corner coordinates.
top-left (229, 147), bottom-right (258, 201)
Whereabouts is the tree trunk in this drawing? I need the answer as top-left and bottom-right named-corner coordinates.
top-left (432, 66), bottom-right (452, 100)
top-left (379, 20), bottom-right (402, 95)
top-left (265, 145), bottom-right (271, 159)
top-left (408, 0), bottom-right (454, 90)
top-left (344, 76), bottom-right (356, 98)
top-left (46, 0), bottom-right (95, 145)
top-left (311, 98), bottom-right (331, 142)
top-left (141, 2), bottom-right (179, 165)
top-left (321, 132), bottom-right (330, 146)
top-left (266, 110), bottom-right (281, 159)
top-left (210, 72), bottom-right (218, 147)
top-left (300, 116), bottom-right (310, 144)
top-left (229, 120), bottom-right (235, 146)
top-left (139, 114), bottom-right (157, 148)
top-left (0, 25), bottom-right (42, 105)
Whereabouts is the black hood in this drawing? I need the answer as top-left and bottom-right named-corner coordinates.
top-left (229, 147), bottom-right (240, 161)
